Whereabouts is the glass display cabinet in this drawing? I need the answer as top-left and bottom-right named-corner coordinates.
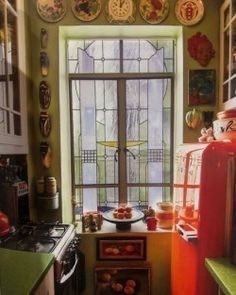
top-left (0, 0), bottom-right (28, 154)
top-left (220, 0), bottom-right (236, 109)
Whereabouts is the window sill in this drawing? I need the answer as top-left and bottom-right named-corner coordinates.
top-left (76, 220), bottom-right (174, 235)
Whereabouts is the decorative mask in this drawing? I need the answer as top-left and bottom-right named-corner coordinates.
top-left (187, 32), bottom-right (215, 67)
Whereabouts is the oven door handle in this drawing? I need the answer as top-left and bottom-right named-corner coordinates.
top-left (59, 255), bottom-right (78, 285)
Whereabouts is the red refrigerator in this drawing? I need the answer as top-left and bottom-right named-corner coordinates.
top-left (171, 141), bottom-right (236, 295)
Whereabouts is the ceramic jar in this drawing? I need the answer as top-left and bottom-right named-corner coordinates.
top-left (156, 202), bottom-right (174, 229)
top-left (45, 177), bottom-right (57, 194)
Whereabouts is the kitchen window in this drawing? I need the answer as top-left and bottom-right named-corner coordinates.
top-left (67, 38), bottom-right (175, 219)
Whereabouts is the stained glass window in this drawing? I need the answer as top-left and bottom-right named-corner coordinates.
top-left (68, 39), bottom-right (175, 219)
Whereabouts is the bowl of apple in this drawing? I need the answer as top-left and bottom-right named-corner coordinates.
top-left (103, 205), bottom-right (144, 230)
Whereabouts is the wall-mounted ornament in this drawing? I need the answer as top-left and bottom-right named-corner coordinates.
top-left (175, 0), bottom-right (204, 26)
top-left (105, 0), bottom-right (136, 24)
top-left (40, 141), bottom-right (52, 169)
top-left (71, 0), bottom-right (102, 22)
top-left (139, 0), bottom-right (169, 24)
top-left (188, 69), bottom-right (216, 106)
top-left (187, 32), bottom-right (215, 67)
top-left (40, 28), bottom-right (48, 49)
top-left (36, 0), bottom-right (67, 23)
top-left (185, 108), bottom-right (203, 129)
top-left (39, 80), bottom-right (51, 109)
top-left (39, 111), bottom-right (51, 137)
top-left (40, 51), bottom-right (49, 77)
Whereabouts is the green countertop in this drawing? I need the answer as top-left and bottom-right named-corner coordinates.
top-left (0, 248), bottom-right (55, 295)
top-left (205, 258), bottom-right (236, 295)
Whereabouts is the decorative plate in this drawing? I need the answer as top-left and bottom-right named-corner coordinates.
top-left (139, 0), bottom-right (169, 25)
top-left (175, 0), bottom-right (204, 26)
top-left (36, 0), bottom-right (67, 23)
top-left (71, 0), bottom-right (102, 22)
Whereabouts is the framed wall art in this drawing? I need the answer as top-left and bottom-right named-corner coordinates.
top-left (96, 236), bottom-right (146, 260)
top-left (94, 264), bottom-right (151, 295)
top-left (188, 69), bottom-right (216, 106)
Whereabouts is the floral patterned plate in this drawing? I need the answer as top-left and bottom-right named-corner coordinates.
top-left (71, 0), bottom-right (102, 22)
top-left (175, 0), bottom-right (204, 26)
top-left (139, 0), bottom-right (169, 24)
top-left (36, 0), bottom-right (67, 23)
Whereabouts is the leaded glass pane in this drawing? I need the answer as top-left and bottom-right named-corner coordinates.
top-left (71, 79), bottom-right (118, 188)
top-left (67, 39), bottom-right (174, 74)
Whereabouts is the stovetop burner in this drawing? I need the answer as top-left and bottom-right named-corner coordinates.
top-left (18, 223), bottom-right (68, 239)
top-left (0, 222), bottom-right (74, 255)
top-left (16, 236), bottom-right (57, 253)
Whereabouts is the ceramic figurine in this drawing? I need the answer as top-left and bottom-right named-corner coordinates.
top-left (187, 32), bottom-right (215, 67)
top-left (39, 80), bottom-right (51, 109)
top-left (198, 127), bottom-right (214, 142)
top-left (40, 51), bottom-right (49, 77)
top-left (40, 141), bottom-right (52, 169)
top-left (39, 111), bottom-right (51, 137)
top-left (40, 28), bottom-right (48, 49)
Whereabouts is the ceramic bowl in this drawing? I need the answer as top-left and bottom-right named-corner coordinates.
top-left (213, 118), bottom-right (236, 140)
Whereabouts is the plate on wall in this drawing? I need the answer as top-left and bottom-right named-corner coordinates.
top-left (139, 0), bottom-right (169, 25)
top-left (175, 0), bottom-right (204, 26)
top-left (36, 0), bottom-right (67, 23)
top-left (71, 0), bottom-right (102, 22)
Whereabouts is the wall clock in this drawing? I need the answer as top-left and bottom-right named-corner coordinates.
top-left (106, 0), bottom-right (136, 24)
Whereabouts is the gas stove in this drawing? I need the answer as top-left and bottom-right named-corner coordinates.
top-left (0, 222), bottom-right (75, 258)
top-left (0, 222), bottom-right (85, 294)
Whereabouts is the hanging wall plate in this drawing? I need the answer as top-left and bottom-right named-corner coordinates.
top-left (71, 0), bottom-right (102, 22)
top-left (39, 81), bottom-right (51, 109)
top-left (105, 0), bottom-right (136, 24)
top-left (175, 0), bottom-right (204, 26)
top-left (139, 0), bottom-right (169, 24)
top-left (36, 0), bottom-right (67, 23)
top-left (39, 112), bottom-right (52, 137)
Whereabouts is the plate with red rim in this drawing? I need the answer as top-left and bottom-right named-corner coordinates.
top-left (175, 0), bottom-right (204, 26)
top-left (139, 0), bottom-right (170, 25)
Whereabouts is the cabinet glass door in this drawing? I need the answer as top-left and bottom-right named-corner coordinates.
top-left (220, 0), bottom-right (236, 107)
top-left (0, 0), bottom-right (21, 139)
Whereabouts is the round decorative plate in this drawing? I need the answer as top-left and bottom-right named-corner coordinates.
top-left (71, 0), bottom-right (102, 22)
top-left (36, 0), bottom-right (67, 23)
top-left (103, 209), bottom-right (144, 230)
top-left (175, 0), bottom-right (204, 26)
top-left (139, 0), bottom-right (169, 24)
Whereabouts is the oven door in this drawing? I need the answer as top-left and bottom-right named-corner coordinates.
top-left (55, 250), bottom-right (85, 295)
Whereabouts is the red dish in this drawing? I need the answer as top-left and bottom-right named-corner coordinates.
top-left (217, 108), bottom-right (236, 120)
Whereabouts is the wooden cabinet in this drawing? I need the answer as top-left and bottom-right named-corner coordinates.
top-left (220, 0), bottom-right (236, 110)
top-left (34, 265), bottom-right (55, 295)
top-left (0, 0), bottom-right (28, 154)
